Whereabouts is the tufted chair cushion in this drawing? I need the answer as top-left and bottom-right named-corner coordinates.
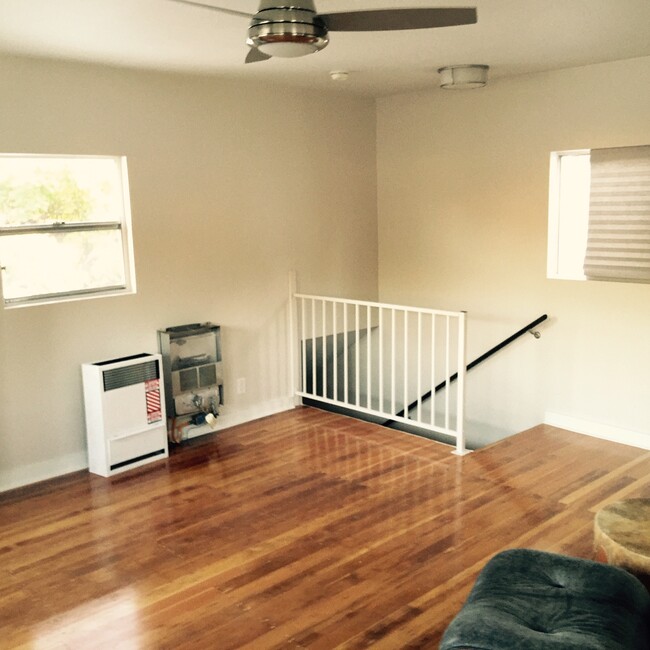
top-left (440, 549), bottom-right (650, 650)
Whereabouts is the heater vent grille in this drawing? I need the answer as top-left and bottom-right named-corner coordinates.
top-left (103, 360), bottom-right (159, 391)
top-left (199, 364), bottom-right (217, 386)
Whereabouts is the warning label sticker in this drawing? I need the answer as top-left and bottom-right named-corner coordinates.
top-left (145, 380), bottom-right (162, 423)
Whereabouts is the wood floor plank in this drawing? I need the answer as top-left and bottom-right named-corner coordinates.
top-left (1, 407), bottom-right (649, 648)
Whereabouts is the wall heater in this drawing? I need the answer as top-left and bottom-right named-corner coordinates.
top-left (82, 353), bottom-right (169, 477)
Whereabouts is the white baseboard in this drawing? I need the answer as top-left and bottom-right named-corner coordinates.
top-left (0, 397), bottom-right (298, 493)
top-left (544, 412), bottom-right (650, 450)
top-left (0, 451), bottom-right (88, 494)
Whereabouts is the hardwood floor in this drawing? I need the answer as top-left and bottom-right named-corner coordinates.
top-left (1, 407), bottom-right (649, 649)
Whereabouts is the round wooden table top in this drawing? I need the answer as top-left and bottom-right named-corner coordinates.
top-left (594, 498), bottom-right (650, 577)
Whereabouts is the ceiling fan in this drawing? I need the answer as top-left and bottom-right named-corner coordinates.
top-left (168, 0), bottom-right (477, 63)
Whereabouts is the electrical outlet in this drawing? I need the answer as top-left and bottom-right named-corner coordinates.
top-left (236, 378), bottom-right (246, 394)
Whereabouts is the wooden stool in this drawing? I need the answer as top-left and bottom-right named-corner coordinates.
top-left (594, 498), bottom-right (650, 590)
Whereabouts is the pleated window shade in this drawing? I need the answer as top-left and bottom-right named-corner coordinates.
top-left (584, 145), bottom-right (650, 282)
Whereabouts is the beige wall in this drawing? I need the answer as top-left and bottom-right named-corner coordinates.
top-left (377, 56), bottom-right (650, 446)
top-left (0, 55), bottom-right (378, 490)
top-left (3, 52), bottom-right (649, 490)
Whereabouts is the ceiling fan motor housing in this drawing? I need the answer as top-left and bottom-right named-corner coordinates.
top-left (248, 4), bottom-right (329, 57)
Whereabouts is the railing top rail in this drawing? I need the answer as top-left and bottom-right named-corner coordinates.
top-left (294, 293), bottom-right (466, 319)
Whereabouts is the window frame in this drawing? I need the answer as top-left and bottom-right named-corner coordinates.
top-left (0, 154), bottom-right (136, 309)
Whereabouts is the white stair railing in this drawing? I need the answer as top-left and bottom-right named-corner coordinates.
top-left (293, 293), bottom-right (468, 455)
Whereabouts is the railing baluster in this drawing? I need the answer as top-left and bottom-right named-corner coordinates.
top-left (367, 304), bottom-right (371, 410)
top-left (355, 303), bottom-right (360, 407)
top-left (344, 303), bottom-right (349, 403)
top-left (311, 299), bottom-right (317, 397)
top-left (379, 307), bottom-right (384, 413)
top-left (301, 298), bottom-right (306, 394)
top-left (445, 315), bottom-right (450, 432)
top-left (431, 313), bottom-right (435, 427)
top-left (455, 312), bottom-right (467, 455)
top-left (333, 301), bottom-right (338, 401)
top-left (322, 299), bottom-right (327, 399)
top-left (403, 309), bottom-right (409, 419)
top-left (417, 311), bottom-right (422, 422)
top-left (391, 309), bottom-right (396, 416)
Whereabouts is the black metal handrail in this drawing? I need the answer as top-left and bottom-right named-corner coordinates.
top-left (390, 314), bottom-right (548, 421)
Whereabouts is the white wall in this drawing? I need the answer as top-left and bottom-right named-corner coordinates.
top-left (0, 55), bottom-right (378, 491)
top-left (377, 56), bottom-right (650, 447)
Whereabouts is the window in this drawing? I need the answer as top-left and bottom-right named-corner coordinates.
top-left (0, 154), bottom-right (135, 307)
top-left (547, 150), bottom-right (591, 280)
top-left (548, 146), bottom-right (650, 283)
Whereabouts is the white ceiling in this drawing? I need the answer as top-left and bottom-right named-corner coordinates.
top-left (1, 0), bottom-right (650, 97)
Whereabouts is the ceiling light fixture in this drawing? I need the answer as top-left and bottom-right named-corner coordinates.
top-left (438, 64), bottom-right (489, 89)
top-left (247, 6), bottom-right (329, 58)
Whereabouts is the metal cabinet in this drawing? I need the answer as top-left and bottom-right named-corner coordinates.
top-left (158, 323), bottom-right (223, 440)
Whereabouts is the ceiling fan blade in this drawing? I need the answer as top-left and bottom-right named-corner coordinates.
top-left (245, 47), bottom-right (272, 64)
top-left (318, 7), bottom-right (477, 32)
top-left (167, 0), bottom-right (252, 19)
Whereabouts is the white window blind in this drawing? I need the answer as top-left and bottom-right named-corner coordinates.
top-left (584, 145), bottom-right (650, 283)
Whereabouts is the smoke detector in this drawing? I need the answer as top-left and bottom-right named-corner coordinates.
top-left (330, 70), bottom-right (349, 82)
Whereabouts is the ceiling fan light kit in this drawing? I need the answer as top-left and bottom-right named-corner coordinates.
top-left (248, 5), bottom-right (329, 58)
top-left (438, 64), bottom-right (489, 89)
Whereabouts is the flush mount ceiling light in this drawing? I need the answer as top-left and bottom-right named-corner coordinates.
top-left (438, 64), bottom-right (489, 89)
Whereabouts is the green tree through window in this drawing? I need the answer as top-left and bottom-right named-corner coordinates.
top-left (0, 170), bottom-right (93, 225)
